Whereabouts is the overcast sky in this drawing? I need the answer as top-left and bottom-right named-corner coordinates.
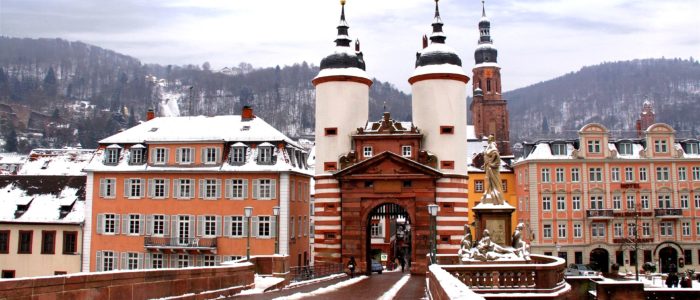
top-left (1, 0), bottom-right (698, 93)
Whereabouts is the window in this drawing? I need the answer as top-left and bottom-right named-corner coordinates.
top-left (613, 196), bottom-right (621, 210)
top-left (501, 180), bottom-right (508, 193)
top-left (229, 216), bottom-right (245, 237)
top-left (571, 168), bottom-right (580, 182)
top-left (230, 146), bottom-right (246, 164)
top-left (658, 195), bottom-right (671, 209)
top-left (614, 223), bottom-right (623, 237)
top-left (679, 167), bottom-right (687, 181)
top-left (474, 180), bottom-right (484, 193)
top-left (589, 168), bottom-right (602, 182)
top-left (625, 167), bottom-right (634, 182)
top-left (440, 126), bottom-right (454, 134)
top-left (639, 167), bottom-right (647, 181)
top-left (654, 140), bottom-right (668, 153)
top-left (681, 195), bottom-right (689, 209)
top-left (587, 140), bottom-right (601, 153)
top-left (656, 167), bottom-right (670, 181)
top-left (104, 148), bottom-right (120, 165)
top-left (18, 230), bottom-right (32, 254)
top-left (682, 222), bottom-right (691, 236)
top-left (174, 179), bottom-right (194, 199)
top-left (254, 179), bottom-right (276, 200)
top-left (642, 222), bottom-right (651, 236)
top-left (0, 231), bottom-right (9, 253)
top-left (685, 142), bottom-right (700, 155)
top-left (151, 215), bottom-right (166, 236)
top-left (41, 231), bottom-right (55, 254)
top-left (697, 222), bottom-right (700, 236)
top-left (226, 179), bottom-right (248, 199)
top-left (685, 250), bottom-right (693, 265)
top-left (178, 254), bottom-right (190, 268)
top-left (103, 214), bottom-right (118, 234)
top-left (693, 167), bottom-right (700, 181)
top-left (572, 196), bottom-right (581, 211)
top-left (200, 179), bottom-right (221, 199)
top-left (150, 253), bottom-right (164, 269)
top-left (558, 224), bottom-right (567, 239)
top-left (1, 270), bottom-right (15, 279)
top-left (696, 195), bottom-right (700, 209)
top-left (125, 178), bottom-right (144, 198)
top-left (130, 148), bottom-right (144, 164)
top-left (290, 217), bottom-right (295, 239)
top-left (201, 215), bottom-right (218, 237)
top-left (324, 127), bottom-right (337, 136)
top-left (618, 143), bottom-right (633, 155)
top-left (101, 251), bottom-right (116, 271)
top-left (592, 223), bottom-right (606, 237)
top-left (153, 148), bottom-right (168, 164)
top-left (298, 218), bottom-right (302, 238)
top-left (258, 146), bottom-right (273, 164)
top-left (402, 146), bottom-right (412, 157)
top-left (99, 178), bottom-right (116, 198)
top-left (611, 168), bottom-right (620, 182)
top-left (551, 144), bottom-right (567, 156)
top-left (149, 179), bottom-right (169, 199)
top-left (125, 252), bottom-right (140, 270)
top-left (201, 255), bottom-right (217, 267)
top-left (660, 222), bottom-right (673, 236)
top-left (590, 196), bottom-right (604, 210)
top-left (541, 168), bottom-right (550, 183)
top-left (203, 147), bottom-right (219, 164)
top-left (626, 195), bottom-right (636, 210)
top-left (177, 147), bottom-right (194, 164)
top-left (573, 224), bottom-right (582, 238)
top-left (257, 216), bottom-right (272, 237)
top-left (557, 196), bottom-right (566, 211)
top-left (641, 195), bottom-right (649, 209)
top-left (542, 196), bottom-right (551, 211)
top-left (303, 217), bottom-right (308, 237)
top-left (363, 146), bottom-right (373, 158)
top-left (555, 168), bottom-right (564, 182)
top-left (128, 214), bottom-right (142, 235)
top-left (543, 224), bottom-right (552, 239)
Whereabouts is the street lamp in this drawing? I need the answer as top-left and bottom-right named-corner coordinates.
top-left (273, 206), bottom-right (280, 255)
top-left (244, 206), bottom-right (253, 261)
top-left (428, 204), bottom-right (439, 264)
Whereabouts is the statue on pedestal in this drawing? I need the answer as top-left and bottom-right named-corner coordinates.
top-left (512, 223), bottom-right (531, 260)
top-left (480, 135), bottom-right (505, 205)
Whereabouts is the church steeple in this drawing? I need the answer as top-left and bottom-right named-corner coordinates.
top-left (430, 0), bottom-right (447, 44)
top-left (335, 0), bottom-right (352, 47)
top-left (475, 0), bottom-right (497, 64)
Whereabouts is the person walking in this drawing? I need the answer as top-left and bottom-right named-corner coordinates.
top-left (348, 256), bottom-right (357, 278)
top-left (399, 254), bottom-right (406, 273)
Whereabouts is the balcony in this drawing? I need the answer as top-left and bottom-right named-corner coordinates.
top-left (613, 237), bottom-right (654, 244)
top-left (586, 209), bottom-right (614, 219)
top-left (654, 208), bottom-right (682, 218)
top-left (144, 237), bottom-right (217, 253)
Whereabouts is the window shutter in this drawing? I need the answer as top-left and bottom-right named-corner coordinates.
top-left (197, 215), bottom-right (204, 237)
top-left (215, 255), bottom-right (221, 265)
top-left (271, 179), bottom-right (277, 199)
top-left (170, 254), bottom-right (178, 268)
top-left (124, 179), bottom-right (130, 198)
top-left (224, 216), bottom-right (232, 238)
top-left (225, 179), bottom-right (232, 199)
top-left (198, 179), bottom-right (205, 199)
top-left (197, 255), bottom-right (204, 267)
top-left (122, 215), bottom-right (129, 235)
top-left (216, 179), bottom-right (222, 199)
top-left (164, 179), bottom-right (170, 198)
top-left (201, 148), bottom-right (206, 164)
top-left (96, 214), bottom-right (104, 234)
top-left (174, 179), bottom-right (181, 198)
top-left (121, 252), bottom-right (127, 270)
top-left (188, 255), bottom-right (194, 267)
top-left (99, 179), bottom-right (106, 198)
top-left (114, 214), bottom-right (121, 234)
top-left (215, 148), bottom-right (221, 163)
top-left (163, 215), bottom-right (170, 237)
top-left (252, 217), bottom-right (259, 237)
top-left (149, 149), bottom-right (154, 164)
top-left (148, 179), bottom-right (154, 198)
top-left (96, 251), bottom-right (103, 272)
top-left (145, 253), bottom-right (151, 269)
top-left (215, 216), bottom-right (222, 237)
top-left (138, 253), bottom-right (144, 269)
top-left (146, 215), bottom-right (153, 236)
top-left (243, 217), bottom-right (248, 237)
top-left (171, 217), bottom-right (177, 238)
top-left (139, 180), bottom-right (145, 198)
top-left (139, 214), bottom-right (145, 235)
top-left (243, 179), bottom-right (249, 199)
top-left (189, 215), bottom-right (195, 239)
top-left (271, 216), bottom-right (277, 238)
top-left (176, 148), bottom-right (181, 163)
top-left (164, 149), bottom-right (170, 164)
top-left (253, 180), bottom-right (259, 199)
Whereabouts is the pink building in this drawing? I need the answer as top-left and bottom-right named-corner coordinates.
top-left (514, 122), bottom-right (700, 274)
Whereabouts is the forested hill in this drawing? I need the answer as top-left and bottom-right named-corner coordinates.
top-left (0, 37), bottom-right (410, 151)
top-left (504, 58), bottom-right (700, 142)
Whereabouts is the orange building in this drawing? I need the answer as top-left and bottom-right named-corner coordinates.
top-left (83, 108), bottom-right (312, 272)
top-left (514, 122), bottom-right (700, 274)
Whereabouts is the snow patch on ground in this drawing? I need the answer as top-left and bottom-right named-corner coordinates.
top-left (378, 274), bottom-right (411, 300)
top-left (273, 275), bottom-right (367, 300)
top-left (237, 274), bottom-right (285, 295)
top-left (285, 273), bottom-right (346, 289)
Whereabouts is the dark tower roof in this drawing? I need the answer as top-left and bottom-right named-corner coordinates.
top-left (415, 0), bottom-right (463, 69)
top-left (319, 0), bottom-right (366, 71)
top-left (474, 0), bottom-right (498, 65)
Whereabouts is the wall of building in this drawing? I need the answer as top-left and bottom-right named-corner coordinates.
top-left (467, 170), bottom-right (518, 229)
top-left (0, 223), bottom-right (82, 278)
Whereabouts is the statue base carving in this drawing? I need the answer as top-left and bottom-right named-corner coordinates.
top-left (472, 204), bottom-right (515, 246)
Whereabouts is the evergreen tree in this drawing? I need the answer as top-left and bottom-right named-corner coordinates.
top-left (541, 117), bottom-right (550, 135)
top-left (43, 67), bottom-right (58, 97)
top-left (4, 128), bottom-right (18, 152)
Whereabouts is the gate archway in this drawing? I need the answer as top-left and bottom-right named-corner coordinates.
top-left (365, 202), bottom-right (412, 275)
top-left (659, 247), bottom-right (678, 274)
top-left (590, 248), bottom-right (610, 273)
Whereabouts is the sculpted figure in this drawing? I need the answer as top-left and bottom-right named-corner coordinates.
top-left (470, 229), bottom-right (517, 261)
top-left (458, 227), bottom-right (473, 260)
top-left (480, 135), bottom-right (506, 205)
top-left (512, 223), bottom-right (531, 260)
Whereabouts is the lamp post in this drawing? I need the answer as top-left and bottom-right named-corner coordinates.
top-left (428, 204), bottom-right (439, 264)
top-left (245, 206), bottom-right (253, 261)
top-left (273, 206), bottom-right (280, 255)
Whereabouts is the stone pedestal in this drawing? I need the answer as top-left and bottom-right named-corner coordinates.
top-left (472, 204), bottom-right (515, 246)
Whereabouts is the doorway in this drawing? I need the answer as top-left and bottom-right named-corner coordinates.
top-left (659, 246), bottom-right (678, 274)
top-left (365, 203), bottom-right (411, 275)
top-left (589, 248), bottom-right (610, 273)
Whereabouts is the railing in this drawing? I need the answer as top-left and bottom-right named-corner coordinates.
top-left (144, 237), bottom-right (217, 249)
top-left (586, 209), bottom-right (614, 218)
top-left (613, 237), bottom-right (654, 244)
top-left (290, 263), bottom-right (344, 283)
top-left (654, 208), bottom-right (682, 218)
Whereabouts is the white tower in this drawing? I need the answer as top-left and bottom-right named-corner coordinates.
top-left (313, 0), bottom-right (372, 176)
top-left (409, 0), bottom-right (469, 175)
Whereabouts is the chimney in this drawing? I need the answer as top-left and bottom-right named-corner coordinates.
top-left (422, 35), bottom-right (428, 49)
top-left (146, 109), bottom-right (155, 121)
top-left (242, 106), bottom-right (255, 121)
top-left (636, 120), bottom-right (643, 138)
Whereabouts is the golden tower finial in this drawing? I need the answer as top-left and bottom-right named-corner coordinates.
top-left (341, 0), bottom-right (346, 5)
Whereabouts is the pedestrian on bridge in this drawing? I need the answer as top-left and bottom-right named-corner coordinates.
top-left (348, 256), bottom-right (357, 278)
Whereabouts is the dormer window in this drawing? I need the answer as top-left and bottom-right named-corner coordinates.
top-left (551, 143), bottom-right (567, 156)
top-left (130, 145), bottom-right (146, 165)
top-left (402, 146), bottom-right (412, 157)
top-left (684, 142), bottom-right (699, 155)
top-left (654, 140), bottom-right (668, 153)
top-left (258, 143), bottom-right (274, 165)
top-left (177, 147), bottom-right (194, 164)
top-left (587, 140), bottom-right (601, 154)
top-left (229, 143), bottom-right (247, 165)
top-left (104, 145), bottom-right (121, 165)
top-left (363, 146), bottom-right (373, 158)
top-left (618, 143), bottom-right (633, 156)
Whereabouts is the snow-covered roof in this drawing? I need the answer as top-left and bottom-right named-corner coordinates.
top-left (473, 62), bottom-right (500, 69)
top-left (412, 43), bottom-right (466, 77)
top-left (466, 125), bottom-right (477, 140)
top-left (99, 115), bottom-right (299, 147)
top-left (0, 153), bottom-right (27, 165)
top-left (0, 177), bottom-right (85, 224)
top-left (315, 67), bottom-right (371, 82)
top-left (16, 148), bottom-right (95, 176)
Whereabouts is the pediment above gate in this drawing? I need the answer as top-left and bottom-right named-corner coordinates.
top-left (334, 151), bottom-right (443, 179)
